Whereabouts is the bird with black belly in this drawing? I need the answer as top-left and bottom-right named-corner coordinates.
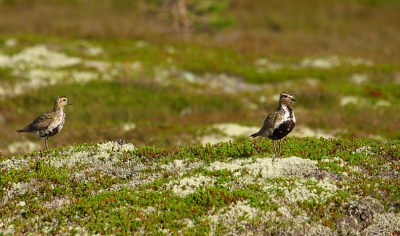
top-left (250, 91), bottom-right (296, 160)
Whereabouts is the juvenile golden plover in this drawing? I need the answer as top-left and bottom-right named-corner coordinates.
top-left (250, 91), bottom-right (296, 159)
top-left (16, 96), bottom-right (72, 151)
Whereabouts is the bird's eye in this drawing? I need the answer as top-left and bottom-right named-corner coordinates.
top-left (63, 99), bottom-right (66, 102)
top-left (283, 95), bottom-right (288, 98)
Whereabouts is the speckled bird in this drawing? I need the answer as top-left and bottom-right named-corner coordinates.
top-left (16, 96), bottom-right (72, 151)
top-left (250, 91), bottom-right (296, 159)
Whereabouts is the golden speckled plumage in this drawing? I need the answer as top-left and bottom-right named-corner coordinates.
top-left (16, 96), bottom-right (72, 151)
top-left (250, 91), bottom-right (296, 159)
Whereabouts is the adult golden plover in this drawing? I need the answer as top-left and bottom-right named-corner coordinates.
top-left (16, 96), bottom-right (72, 151)
top-left (250, 91), bottom-right (296, 159)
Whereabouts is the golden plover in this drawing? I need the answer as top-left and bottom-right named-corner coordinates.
top-left (250, 91), bottom-right (296, 159)
top-left (16, 96), bottom-right (72, 151)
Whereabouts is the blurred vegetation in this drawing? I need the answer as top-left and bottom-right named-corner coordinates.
top-left (0, 0), bottom-right (399, 61)
top-left (0, 0), bottom-right (400, 155)
top-left (0, 1), bottom-right (399, 232)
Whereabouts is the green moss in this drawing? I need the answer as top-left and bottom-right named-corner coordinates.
top-left (1, 138), bottom-right (400, 234)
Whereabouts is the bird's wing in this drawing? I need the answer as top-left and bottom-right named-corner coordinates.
top-left (250, 111), bottom-right (277, 137)
top-left (23, 111), bottom-right (53, 132)
top-left (263, 111), bottom-right (279, 130)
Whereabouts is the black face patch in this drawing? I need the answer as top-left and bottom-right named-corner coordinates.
top-left (269, 121), bottom-right (296, 140)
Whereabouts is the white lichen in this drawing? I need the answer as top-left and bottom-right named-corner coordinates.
top-left (166, 175), bottom-right (215, 197)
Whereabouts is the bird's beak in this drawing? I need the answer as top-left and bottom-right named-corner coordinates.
top-left (68, 102), bottom-right (72, 105)
top-left (291, 98), bottom-right (296, 102)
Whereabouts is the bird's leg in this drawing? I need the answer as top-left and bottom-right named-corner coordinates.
top-left (45, 137), bottom-right (49, 151)
top-left (272, 140), bottom-right (277, 161)
top-left (278, 139), bottom-right (282, 158)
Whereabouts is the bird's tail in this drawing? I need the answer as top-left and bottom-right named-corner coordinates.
top-left (16, 129), bottom-right (25, 133)
top-left (250, 131), bottom-right (261, 138)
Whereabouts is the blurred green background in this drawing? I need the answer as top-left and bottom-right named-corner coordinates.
top-left (0, 0), bottom-right (400, 155)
